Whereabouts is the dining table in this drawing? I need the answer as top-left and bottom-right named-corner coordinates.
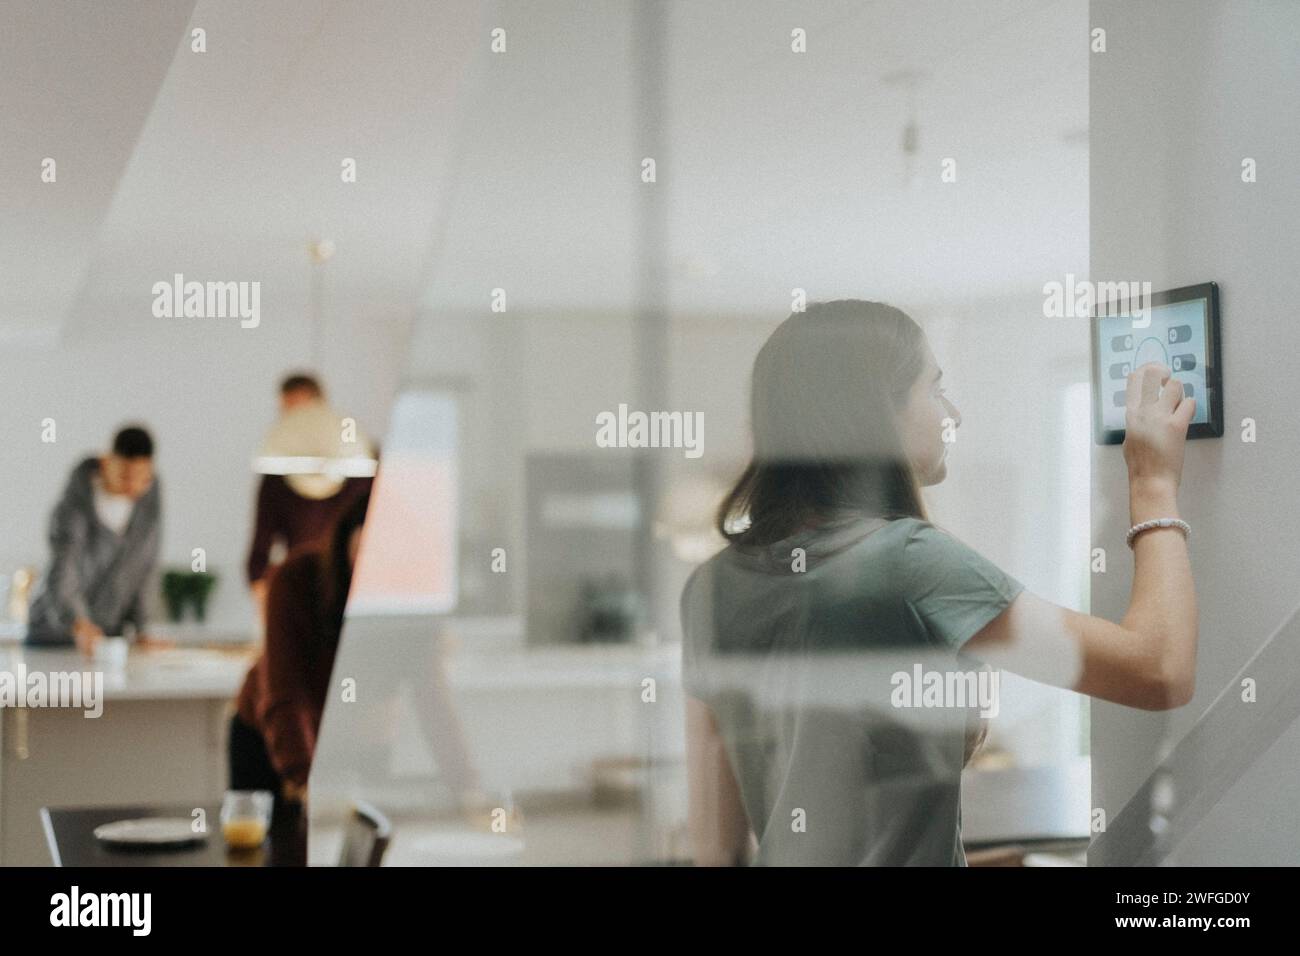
top-left (40, 802), bottom-right (308, 867)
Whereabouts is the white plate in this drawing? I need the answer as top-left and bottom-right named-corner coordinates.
top-left (93, 818), bottom-right (208, 847)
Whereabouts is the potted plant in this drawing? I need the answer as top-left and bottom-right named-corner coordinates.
top-left (161, 569), bottom-right (219, 623)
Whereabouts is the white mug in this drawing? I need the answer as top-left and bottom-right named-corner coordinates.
top-left (95, 636), bottom-right (130, 669)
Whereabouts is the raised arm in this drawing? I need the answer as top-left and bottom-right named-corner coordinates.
top-left (966, 363), bottom-right (1198, 711)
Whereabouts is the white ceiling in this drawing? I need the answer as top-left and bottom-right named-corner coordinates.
top-left (0, 0), bottom-right (197, 344)
top-left (2, 0), bottom-right (1088, 343)
top-left (63, 0), bottom-right (482, 341)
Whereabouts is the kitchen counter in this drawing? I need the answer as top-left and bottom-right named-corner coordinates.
top-left (0, 644), bottom-right (255, 865)
top-left (0, 644), bottom-right (253, 702)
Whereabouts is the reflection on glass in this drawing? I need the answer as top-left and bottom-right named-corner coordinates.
top-left (305, 0), bottom-right (1088, 867)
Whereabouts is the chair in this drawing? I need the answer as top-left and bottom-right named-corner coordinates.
top-left (337, 800), bottom-right (392, 867)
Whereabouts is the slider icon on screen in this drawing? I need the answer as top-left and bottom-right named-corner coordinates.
top-left (1172, 354), bottom-right (1196, 371)
top-left (1168, 325), bottom-right (1193, 344)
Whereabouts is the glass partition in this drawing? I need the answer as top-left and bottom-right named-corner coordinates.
top-left (309, 0), bottom-right (1089, 865)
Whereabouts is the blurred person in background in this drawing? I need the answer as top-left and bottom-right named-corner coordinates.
top-left (246, 373), bottom-right (374, 619)
top-left (231, 492), bottom-right (371, 807)
top-left (25, 425), bottom-right (162, 654)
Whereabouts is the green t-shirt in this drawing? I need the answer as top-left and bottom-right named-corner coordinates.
top-left (681, 515), bottom-right (1024, 866)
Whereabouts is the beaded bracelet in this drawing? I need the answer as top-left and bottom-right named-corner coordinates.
top-left (1126, 517), bottom-right (1191, 549)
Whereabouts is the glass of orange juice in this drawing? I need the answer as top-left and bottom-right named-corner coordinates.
top-left (221, 790), bottom-right (273, 850)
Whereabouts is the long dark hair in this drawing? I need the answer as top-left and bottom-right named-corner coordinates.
top-left (717, 300), bottom-right (932, 545)
top-left (715, 301), bottom-right (988, 766)
top-left (320, 490), bottom-right (371, 638)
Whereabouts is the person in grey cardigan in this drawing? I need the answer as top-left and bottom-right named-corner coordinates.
top-left (25, 426), bottom-right (161, 654)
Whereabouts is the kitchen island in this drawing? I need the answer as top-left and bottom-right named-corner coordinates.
top-left (0, 643), bottom-right (253, 865)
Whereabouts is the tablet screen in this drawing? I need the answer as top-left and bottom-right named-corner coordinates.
top-left (1093, 283), bottom-right (1221, 443)
top-left (1097, 299), bottom-right (1209, 429)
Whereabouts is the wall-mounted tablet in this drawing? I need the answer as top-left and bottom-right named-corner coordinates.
top-left (1092, 282), bottom-right (1222, 445)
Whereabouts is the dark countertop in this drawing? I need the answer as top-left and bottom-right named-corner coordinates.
top-left (41, 803), bottom-right (307, 867)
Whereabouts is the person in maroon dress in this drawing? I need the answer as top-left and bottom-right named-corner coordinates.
top-left (232, 491), bottom-right (369, 807)
top-left (246, 374), bottom-right (373, 617)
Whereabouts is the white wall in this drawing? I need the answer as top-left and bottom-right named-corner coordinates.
top-left (1089, 0), bottom-right (1300, 864)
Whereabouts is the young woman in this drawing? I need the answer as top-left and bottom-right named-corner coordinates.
top-left (230, 491), bottom-right (370, 807)
top-left (681, 300), bottom-right (1197, 866)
